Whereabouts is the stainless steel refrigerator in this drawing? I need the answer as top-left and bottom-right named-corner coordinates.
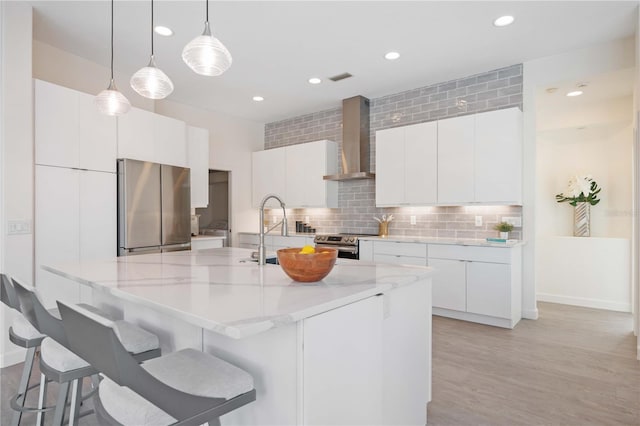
top-left (117, 159), bottom-right (191, 256)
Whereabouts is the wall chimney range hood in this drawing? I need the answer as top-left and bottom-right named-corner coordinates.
top-left (323, 95), bottom-right (375, 181)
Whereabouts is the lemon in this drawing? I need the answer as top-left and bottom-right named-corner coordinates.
top-left (299, 245), bottom-right (316, 254)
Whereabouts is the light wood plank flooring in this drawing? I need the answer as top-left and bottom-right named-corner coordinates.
top-left (428, 302), bottom-right (640, 425)
top-left (2, 302), bottom-right (638, 425)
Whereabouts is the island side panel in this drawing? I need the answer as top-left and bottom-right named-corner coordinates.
top-left (382, 278), bottom-right (431, 425)
top-left (203, 323), bottom-right (299, 425)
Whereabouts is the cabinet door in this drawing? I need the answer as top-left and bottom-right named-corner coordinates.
top-left (303, 296), bottom-right (383, 425)
top-left (359, 240), bottom-right (374, 261)
top-left (155, 114), bottom-right (187, 167)
top-left (35, 80), bottom-right (79, 168)
top-left (374, 254), bottom-right (426, 266)
top-left (252, 148), bottom-right (286, 208)
top-left (285, 142), bottom-right (313, 207)
top-left (429, 258), bottom-right (466, 311)
top-left (466, 261), bottom-right (511, 318)
top-left (117, 107), bottom-right (155, 162)
top-left (475, 108), bottom-right (522, 203)
top-left (35, 166), bottom-right (80, 308)
top-left (79, 171), bottom-right (117, 261)
top-left (78, 92), bottom-right (117, 172)
top-left (375, 127), bottom-right (406, 206)
top-left (405, 121), bottom-right (438, 205)
top-left (437, 115), bottom-right (475, 204)
top-left (188, 126), bottom-right (210, 208)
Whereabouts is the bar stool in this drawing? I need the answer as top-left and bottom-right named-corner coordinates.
top-left (12, 279), bottom-right (162, 426)
top-left (1, 273), bottom-right (50, 426)
top-left (57, 301), bottom-right (257, 426)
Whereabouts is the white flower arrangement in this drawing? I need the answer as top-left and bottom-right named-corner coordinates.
top-left (555, 175), bottom-right (601, 206)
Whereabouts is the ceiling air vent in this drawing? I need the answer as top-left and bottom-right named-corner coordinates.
top-left (329, 72), bottom-right (353, 82)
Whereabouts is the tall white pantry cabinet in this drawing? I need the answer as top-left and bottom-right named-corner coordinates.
top-left (34, 79), bottom-right (209, 307)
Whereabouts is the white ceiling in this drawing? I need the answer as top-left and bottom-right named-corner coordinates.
top-left (28, 1), bottom-right (638, 123)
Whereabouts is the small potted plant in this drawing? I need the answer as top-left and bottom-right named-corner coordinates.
top-left (494, 222), bottom-right (514, 240)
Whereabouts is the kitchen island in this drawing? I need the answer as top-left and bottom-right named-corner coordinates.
top-left (43, 247), bottom-right (433, 425)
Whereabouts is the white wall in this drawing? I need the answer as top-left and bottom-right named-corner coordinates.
top-left (523, 36), bottom-right (635, 321)
top-left (634, 8), bottom-right (640, 359)
top-left (1, 1), bottom-right (33, 367)
top-left (155, 100), bottom-right (264, 245)
top-left (537, 96), bottom-right (633, 239)
top-left (33, 41), bottom-right (154, 112)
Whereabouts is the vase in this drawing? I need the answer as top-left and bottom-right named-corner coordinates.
top-left (573, 202), bottom-right (590, 237)
top-left (500, 232), bottom-right (509, 240)
top-left (378, 222), bottom-right (389, 238)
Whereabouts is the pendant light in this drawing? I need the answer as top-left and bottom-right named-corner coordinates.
top-left (182, 0), bottom-right (232, 76)
top-left (130, 0), bottom-right (174, 99)
top-left (95, 0), bottom-right (131, 116)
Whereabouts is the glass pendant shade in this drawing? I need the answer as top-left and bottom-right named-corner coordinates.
top-left (130, 56), bottom-right (174, 99)
top-left (95, 80), bottom-right (131, 116)
top-left (182, 22), bottom-right (232, 76)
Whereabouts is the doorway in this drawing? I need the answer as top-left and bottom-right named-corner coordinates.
top-left (195, 170), bottom-right (231, 246)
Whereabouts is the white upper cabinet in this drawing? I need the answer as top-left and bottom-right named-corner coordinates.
top-left (252, 147), bottom-right (286, 208)
top-left (474, 107), bottom-right (522, 204)
top-left (155, 114), bottom-right (187, 167)
top-left (285, 140), bottom-right (338, 208)
top-left (437, 114), bottom-right (475, 204)
top-left (78, 91), bottom-right (117, 172)
top-left (117, 107), bottom-right (155, 162)
top-left (375, 126), bottom-right (405, 206)
top-left (376, 122), bottom-right (437, 207)
top-left (188, 126), bottom-right (210, 208)
top-left (35, 79), bottom-right (117, 172)
top-left (252, 140), bottom-right (338, 209)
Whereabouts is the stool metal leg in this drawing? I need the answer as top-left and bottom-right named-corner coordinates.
top-left (52, 381), bottom-right (69, 426)
top-left (35, 373), bottom-right (48, 426)
top-left (11, 346), bottom-right (37, 426)
top-left (68, 379), bottom-right (82, 426)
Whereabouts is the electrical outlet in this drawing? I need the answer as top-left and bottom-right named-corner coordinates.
top-left (272, 215), bottom-right (278, 224)
top-left (502, 216), bottom-right (522, 227)
top-left (7, 220), bottom-right (32, 235)
top-left (410, 215), bottom-right (417, 225)
top-left (304, 216), bottom-right (309, 223)
top-left (475, 216), bottom-right (483, 227)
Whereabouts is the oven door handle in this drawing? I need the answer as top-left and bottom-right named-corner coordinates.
top-left (315, 244), bottom-right (358, 254)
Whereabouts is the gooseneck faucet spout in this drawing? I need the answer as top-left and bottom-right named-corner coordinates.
top-left (258, 194), bottom-right (288, 265)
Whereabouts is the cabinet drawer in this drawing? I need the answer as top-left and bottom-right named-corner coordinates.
top-left (428, 244), bottom-right (510, 264)
top-left (272, 235), bottom-right (311, 248)
top-left (374, 254), bottom-right (427, 266)
top-left (238, 234), bottom-right (259, 245)
top-left (374, 241), bottom-right (427, 258)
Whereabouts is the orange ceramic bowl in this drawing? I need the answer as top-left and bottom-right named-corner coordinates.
top-left (277, 248), bottom-right (338, 282)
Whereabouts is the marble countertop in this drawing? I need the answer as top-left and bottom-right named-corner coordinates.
top-left (43, 248), bottom-right (433, 340)
top-left (359, 235), bottom-right (526, 247)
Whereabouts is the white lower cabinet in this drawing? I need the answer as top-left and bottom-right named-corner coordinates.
top-left (371, 241), bottom-right (427, 266)
top-left (429, 244), bottom-right (521, 328)
top-left (191, 238), bottom-right (224, 250)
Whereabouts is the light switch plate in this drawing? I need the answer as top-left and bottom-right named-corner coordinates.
top-left (475, 216), bottom-right (483, 227)
top-left (410, 215), bottom-right (417, 225)
top-left (502, 216), bottom-right (522, 227)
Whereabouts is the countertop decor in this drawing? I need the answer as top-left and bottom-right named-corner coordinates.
top-left (555, 174), bottom-right (601, 237)
top-left (373, 214), bottom-right (393, 237)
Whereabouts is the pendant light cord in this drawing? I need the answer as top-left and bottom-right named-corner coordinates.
top-left (205, 0), bottom-right (209, 24)
top-left (151, 0), bottom-right (154, 56)
top-left (110, 0), bottom-right (114, 80)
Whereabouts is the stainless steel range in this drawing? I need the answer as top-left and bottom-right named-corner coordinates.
top-left (314, 233), bottom-right (376, 260)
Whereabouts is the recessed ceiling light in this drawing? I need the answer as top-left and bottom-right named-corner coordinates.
top-left (566, 91), bottom-right (583, 97)
top-left (385, 51), bottom-right (400, 61)
top-left (252, 96), bottom-right (264, 102)
top-left (154, 26), bottom-right (173, 36)
top-left (493, 16), bottom-right (515, 27)
top-left (308, 77), bottom-right (322, 85)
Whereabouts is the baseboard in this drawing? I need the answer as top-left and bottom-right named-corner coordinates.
top-left (522, 308), bottom-right (538, 320)
top-left (537, 293), bottom-right (631, 313)
top-left (0, 347), bottom-right (26, 368)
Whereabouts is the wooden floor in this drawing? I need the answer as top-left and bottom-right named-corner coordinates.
top-left (428, 302), bottom-right (640, 426)
top-left (2, 302), bottom-right (638, 425)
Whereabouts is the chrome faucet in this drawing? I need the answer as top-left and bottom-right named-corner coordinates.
top-left (258, 194), bottom-right (288, 265)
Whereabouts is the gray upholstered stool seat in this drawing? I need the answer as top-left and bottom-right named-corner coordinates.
top-left (12, 311), bottom-right (48, 340)
top-left (99, 348), bottom-right (254, 425)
